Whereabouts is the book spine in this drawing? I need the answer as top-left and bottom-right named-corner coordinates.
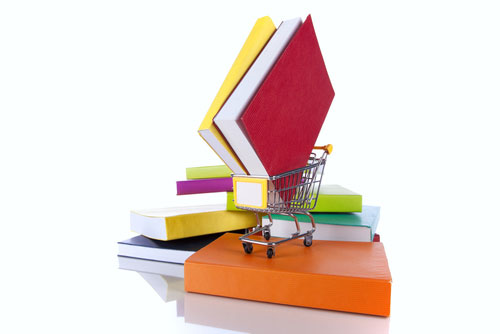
top-left (185, 261), bottom-right (391, 316)
top-left (311, 195), bottom-right (363, 212)
top-left (262, 218), bottom-right (372, 242)
top-left (226, 192), bottom-right (242, 211)
top-left (177, 178), bottom-right (233, 195)
top-left (186, 165), bottom-right (232, 180)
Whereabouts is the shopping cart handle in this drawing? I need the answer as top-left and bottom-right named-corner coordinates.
top-left (313, 144), bottom-right (333, 155)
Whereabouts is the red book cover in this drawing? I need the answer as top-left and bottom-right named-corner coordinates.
top-left (240, 15), bottom-right (335, 176)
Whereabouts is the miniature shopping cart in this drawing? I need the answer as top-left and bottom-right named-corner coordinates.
top-left (232, 145), bottom-right (332, 258)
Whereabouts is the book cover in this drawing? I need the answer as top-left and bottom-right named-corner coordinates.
top-left (264, 206), bottom-right (380, 242)
top-left (186, 165), bottom-right (232, 180)
top-left (214, 17), bottom-right (302, 176)
top-left (240, 15), bottom-right (335, 176)
top-left (130, 204), bottom-right (257, 241)
top-left (226, 185), bottom-right (363, 212)
top-left (118, 233), bottom-right (225, 264)
top-left (176, 177), bottom-right (233, 195)
top-left (198, 16), bottom-right (276, 174)
top-left (185, 233), bottom-right (392, 316)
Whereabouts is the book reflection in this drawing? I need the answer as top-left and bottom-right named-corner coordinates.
top-left (184, 292), bottom-right (390, 334)
top-left (119, 258), bottom-right (390, 334)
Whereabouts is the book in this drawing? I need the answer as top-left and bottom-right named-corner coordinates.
top-left (130, 204), bottom-right (257, 241)
top-left (185, 292), bottom-right (390, 334)
top-left (312, 184), bottom-right (362, 212)
top-left (226, 184), bottom-right (362, 212)
top-left (186, 165), bottom-right (232, 180)
top-left (118, 256), bottom-right (184, 278)
top-left (214, 17), bottom-right (302, 176)
top-left (262, 206), bottom-right (380, 242)
top-left (176, 178), bottom-right (233, 195)
top-left (240, 14), bottom-right (335, 176)
top-left (117, 233), bottom-right (225, 264)
top-left (118, 258), bottom-right (185, 303)
top-left (198, 16), bottom-right (276, 174)
top-left (137, 272), bottom-right (184, 303)
top-left (185, 233), bottom-right (392, 316)
top-left (226, 191), bottom-right (240, 211)
top-left (374, 233), bottom-right (380, 242)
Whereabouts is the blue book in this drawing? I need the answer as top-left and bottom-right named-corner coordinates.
top-left (263, 206), bottom-right (380, 242)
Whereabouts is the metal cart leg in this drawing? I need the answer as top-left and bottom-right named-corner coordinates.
top-left (302, 212), bottom-right (316, 247)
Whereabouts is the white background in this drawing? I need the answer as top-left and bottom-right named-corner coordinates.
top-left (1, 0), bottom-right (499, 333)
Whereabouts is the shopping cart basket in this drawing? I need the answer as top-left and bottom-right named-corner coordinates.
top-left (232, 144), bottom-right (332, 258)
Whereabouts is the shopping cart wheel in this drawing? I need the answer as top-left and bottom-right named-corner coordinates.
top-left (243, 242), bottom-right (253, 254)
top-left (263, 230), bottom-right (271, 241)
top-left (304, 235), bottom-right (313, 247)
top-left (266, 248), bottom-right (275, 258)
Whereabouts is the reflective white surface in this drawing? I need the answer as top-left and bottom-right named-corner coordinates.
top-left (3, 1), bottom-right (500, 333)
top-left (120, 264), bottom-right (390, 334)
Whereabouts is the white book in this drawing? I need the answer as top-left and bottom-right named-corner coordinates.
top-left (214, 18), bottom-right (302, 176)
top-left (265, 218), bottom-right (372, 242)
top-left (197, 129), bottom-right (246, 174)
top-left (262, 206), bottom-right (380, 242)
top-left (118, 256), bottom-right (184, 278)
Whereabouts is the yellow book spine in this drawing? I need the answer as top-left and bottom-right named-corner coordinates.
top-left (198, 16), bottom-right (276, 173)
top-left (165, 210), bottom-right (258, 240)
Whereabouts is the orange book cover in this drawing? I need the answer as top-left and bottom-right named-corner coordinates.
top-left (184, 233), bottom-right (392, 316)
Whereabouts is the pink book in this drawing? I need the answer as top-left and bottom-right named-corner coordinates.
top-left (176, 178), bottom-right (233, 195)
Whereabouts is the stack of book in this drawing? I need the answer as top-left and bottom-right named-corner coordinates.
top-left (118, 14), bottom-right (391, 317)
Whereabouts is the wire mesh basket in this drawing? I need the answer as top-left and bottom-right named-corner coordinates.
top-left (232, 145), bottom-right (332, 258)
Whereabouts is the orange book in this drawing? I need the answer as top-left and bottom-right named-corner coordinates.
top-left (184, 233), bottom-right (392, 316)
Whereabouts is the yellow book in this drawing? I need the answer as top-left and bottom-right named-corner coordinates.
top-left (130, 204), bottom-right (258, 241)
top-left (198, 16), bottom-right (276, 174)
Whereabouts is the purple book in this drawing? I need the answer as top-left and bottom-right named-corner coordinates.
top-left (176, 178), bottom-right (233, 195)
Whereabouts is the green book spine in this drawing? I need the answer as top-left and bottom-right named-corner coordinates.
top-left (311, 194), bottom-right (362, 212)
top-left (227, 190), bottom-right (362, 213)
top-left (226, 192), bottom-right (243, 211)
top-left (186, 165), bottom-right (232, 180)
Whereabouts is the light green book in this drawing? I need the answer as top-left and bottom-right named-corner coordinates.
top-left (226, 184), bottom-right (362, 212)
top-left (186, 165), bottom-right (232, 180)
top-left (226, 191), bottom-right (241, 211)
top-left (312, 185), bottom-right (362, 212)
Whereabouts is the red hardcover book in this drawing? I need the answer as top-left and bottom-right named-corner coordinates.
top-left (240, 15), bottom-right (335, 176)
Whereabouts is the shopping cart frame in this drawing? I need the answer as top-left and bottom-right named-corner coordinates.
top-left (232, 145), bottom-right (332, 258)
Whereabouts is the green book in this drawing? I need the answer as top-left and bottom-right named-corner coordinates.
top-left (226, 184), bottom-right (362, 212)
top-left (312, 184), bottom-right (362, 212)
top-left (186, 165), bottom-right (232, 180)
top-left (263, 206), bottom-right (380, 242)
top-left (226, 191), bottom-right (242, 211)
